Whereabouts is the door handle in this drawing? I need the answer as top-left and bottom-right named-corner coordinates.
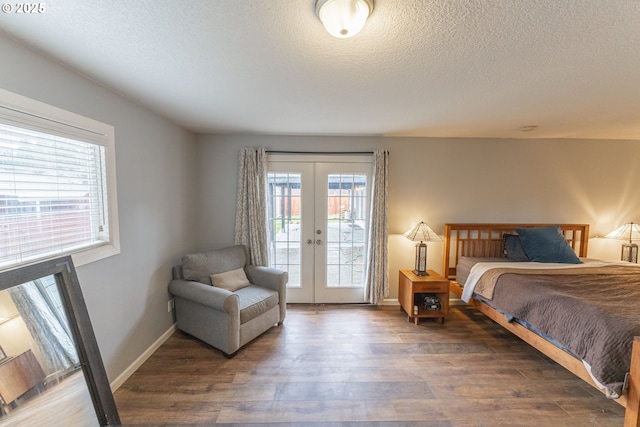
top-left (306, 239), bottom-right (313, 244)
top-left (316, 239), bottom-right (322, 245)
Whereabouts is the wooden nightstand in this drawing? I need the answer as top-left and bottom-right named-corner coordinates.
top-left (398, 269), bottom-right (449, 324)
top-left (0, 349), bottom-right (45, 413)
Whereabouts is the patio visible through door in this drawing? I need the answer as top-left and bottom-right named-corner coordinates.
top-left (267, 155), bottom-right (371, 303)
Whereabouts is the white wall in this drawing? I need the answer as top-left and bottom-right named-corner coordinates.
top-left (0, 34), bottom-right (199, 380)
top-left (198, 134), bottom-right (640, 300)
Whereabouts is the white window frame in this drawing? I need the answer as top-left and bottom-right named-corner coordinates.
top-left (0, 88), bottom-right (120, 269)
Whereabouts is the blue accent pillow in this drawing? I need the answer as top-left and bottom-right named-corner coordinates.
top-left (515, 226), bottom-right (582, 264)
top-left (502, 233), bottom-right (529, 261)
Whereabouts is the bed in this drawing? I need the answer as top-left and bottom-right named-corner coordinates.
top-left (441, 223), bottom-right (640, 427)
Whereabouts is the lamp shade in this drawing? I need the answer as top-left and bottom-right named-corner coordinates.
top-left (316, 0), bottom-right (373, 39)
top-left (403, 221), bottom-right (442, 243)
top-left (605, 222), bottom-right (640, 243)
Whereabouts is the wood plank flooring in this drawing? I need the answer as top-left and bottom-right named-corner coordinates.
top-left (0, 370), bottom-right (96, 427)
top-left (114, 303), bottom-right (625, 426)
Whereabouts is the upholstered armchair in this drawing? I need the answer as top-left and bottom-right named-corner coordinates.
top-left (168, 245), bottom-right (287, 357)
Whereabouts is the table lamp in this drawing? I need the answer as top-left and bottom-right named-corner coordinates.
top-left (605, 222), bottom-right (640, 263)
top-left (403, 221), bottom-right (442, 275)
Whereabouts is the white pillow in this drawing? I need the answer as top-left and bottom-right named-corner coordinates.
top-left (210, 268), bottom-right (250, 291)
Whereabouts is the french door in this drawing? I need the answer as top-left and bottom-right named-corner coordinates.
top-left (267, 155), bottom-right (371, 303)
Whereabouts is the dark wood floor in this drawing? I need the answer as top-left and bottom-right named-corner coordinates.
top-left (114, 303), bottom-right (625, 426)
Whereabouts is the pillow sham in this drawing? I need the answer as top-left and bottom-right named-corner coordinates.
top-left (502, 233), bottom-right (529, 261)
top-left (210, 268), bottom-right (251, 291)
top-left (515, 225), bottom-right (581, 264)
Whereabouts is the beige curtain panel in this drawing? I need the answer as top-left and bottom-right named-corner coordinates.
top-left (234, 147), bottom-right (268, 266)
top-left (365, 149), bottom-right (389, 304)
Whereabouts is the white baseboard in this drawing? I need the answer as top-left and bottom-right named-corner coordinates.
top-left (380, 298), bottom-right (400, 306)
top-left (110, 323), bottom-right (176, 392)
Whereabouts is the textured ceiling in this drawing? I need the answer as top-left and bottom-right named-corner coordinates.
top-left (1, 0), bottom-right (639, 139)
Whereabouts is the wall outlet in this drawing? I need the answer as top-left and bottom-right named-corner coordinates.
top-left (167, 298), bottom-right (175, 312)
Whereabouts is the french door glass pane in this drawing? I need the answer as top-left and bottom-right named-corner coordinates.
top-left (267, 172), bottom-right (301, 288)
top-left (325, 173), bottom-right (367, 288)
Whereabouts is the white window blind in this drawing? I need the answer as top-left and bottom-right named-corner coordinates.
top-left (0, 89), bottom-right (119, 270)
top-left (0, 122), bottom-right (109, 268)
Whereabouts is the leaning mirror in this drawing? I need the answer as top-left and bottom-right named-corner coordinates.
top-left (0, 256), bottom-right (119, 426)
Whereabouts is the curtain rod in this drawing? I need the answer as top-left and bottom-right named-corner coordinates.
top-left (266, 150), bottom-right (375, 155)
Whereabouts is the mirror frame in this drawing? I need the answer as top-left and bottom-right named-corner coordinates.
top-left (0, 256), bottom-right (120, 425)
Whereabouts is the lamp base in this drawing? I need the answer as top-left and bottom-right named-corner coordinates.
top-left (413, 242), bottom-right (428, 276)
top-left (622, 243), bottom-right (639, 263)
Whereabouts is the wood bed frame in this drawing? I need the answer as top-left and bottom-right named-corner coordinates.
top-left (441, 223), bottom-right (640, 426)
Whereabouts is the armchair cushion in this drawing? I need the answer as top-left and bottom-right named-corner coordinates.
top-left (182, 245), bottom-right (247, 284)
top-left (235, 286), bottom-right (279, 324)
top-left (210, 268), bottom-right (250, 291)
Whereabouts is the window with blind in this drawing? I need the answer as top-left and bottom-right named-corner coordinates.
top-left (0, 88), bottom-right (120, 270)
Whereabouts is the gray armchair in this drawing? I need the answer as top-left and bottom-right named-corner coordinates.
top-left (168, 245), bottom-right (287, 357)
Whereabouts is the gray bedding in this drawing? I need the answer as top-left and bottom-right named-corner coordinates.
top-left (477, 265), bottom-right (640, 398)
top-left (455, 257), bottom-right (507, 285)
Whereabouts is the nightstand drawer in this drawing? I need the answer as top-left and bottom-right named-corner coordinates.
top-left (413, 282), bottom-right (448, 293)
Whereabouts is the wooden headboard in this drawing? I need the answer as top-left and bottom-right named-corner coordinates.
top-left (441, 223), bottom-right (590, 279)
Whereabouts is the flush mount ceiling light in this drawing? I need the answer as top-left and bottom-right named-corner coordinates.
top-left (315, 0), bottom-right (373, 39)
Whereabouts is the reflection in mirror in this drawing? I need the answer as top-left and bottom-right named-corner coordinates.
top-left (0, 277), bottom-right (97, 426)
top-left (0, 257), bottom-right (119, 426)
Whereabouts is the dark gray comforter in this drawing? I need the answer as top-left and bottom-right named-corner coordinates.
top-left (485, 265), bottom-right (640, 398)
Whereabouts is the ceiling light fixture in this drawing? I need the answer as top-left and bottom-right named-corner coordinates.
top-left (0, 315), bottom-right (14, 326)
top-left (315, 0), bottom-right (373, 39)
